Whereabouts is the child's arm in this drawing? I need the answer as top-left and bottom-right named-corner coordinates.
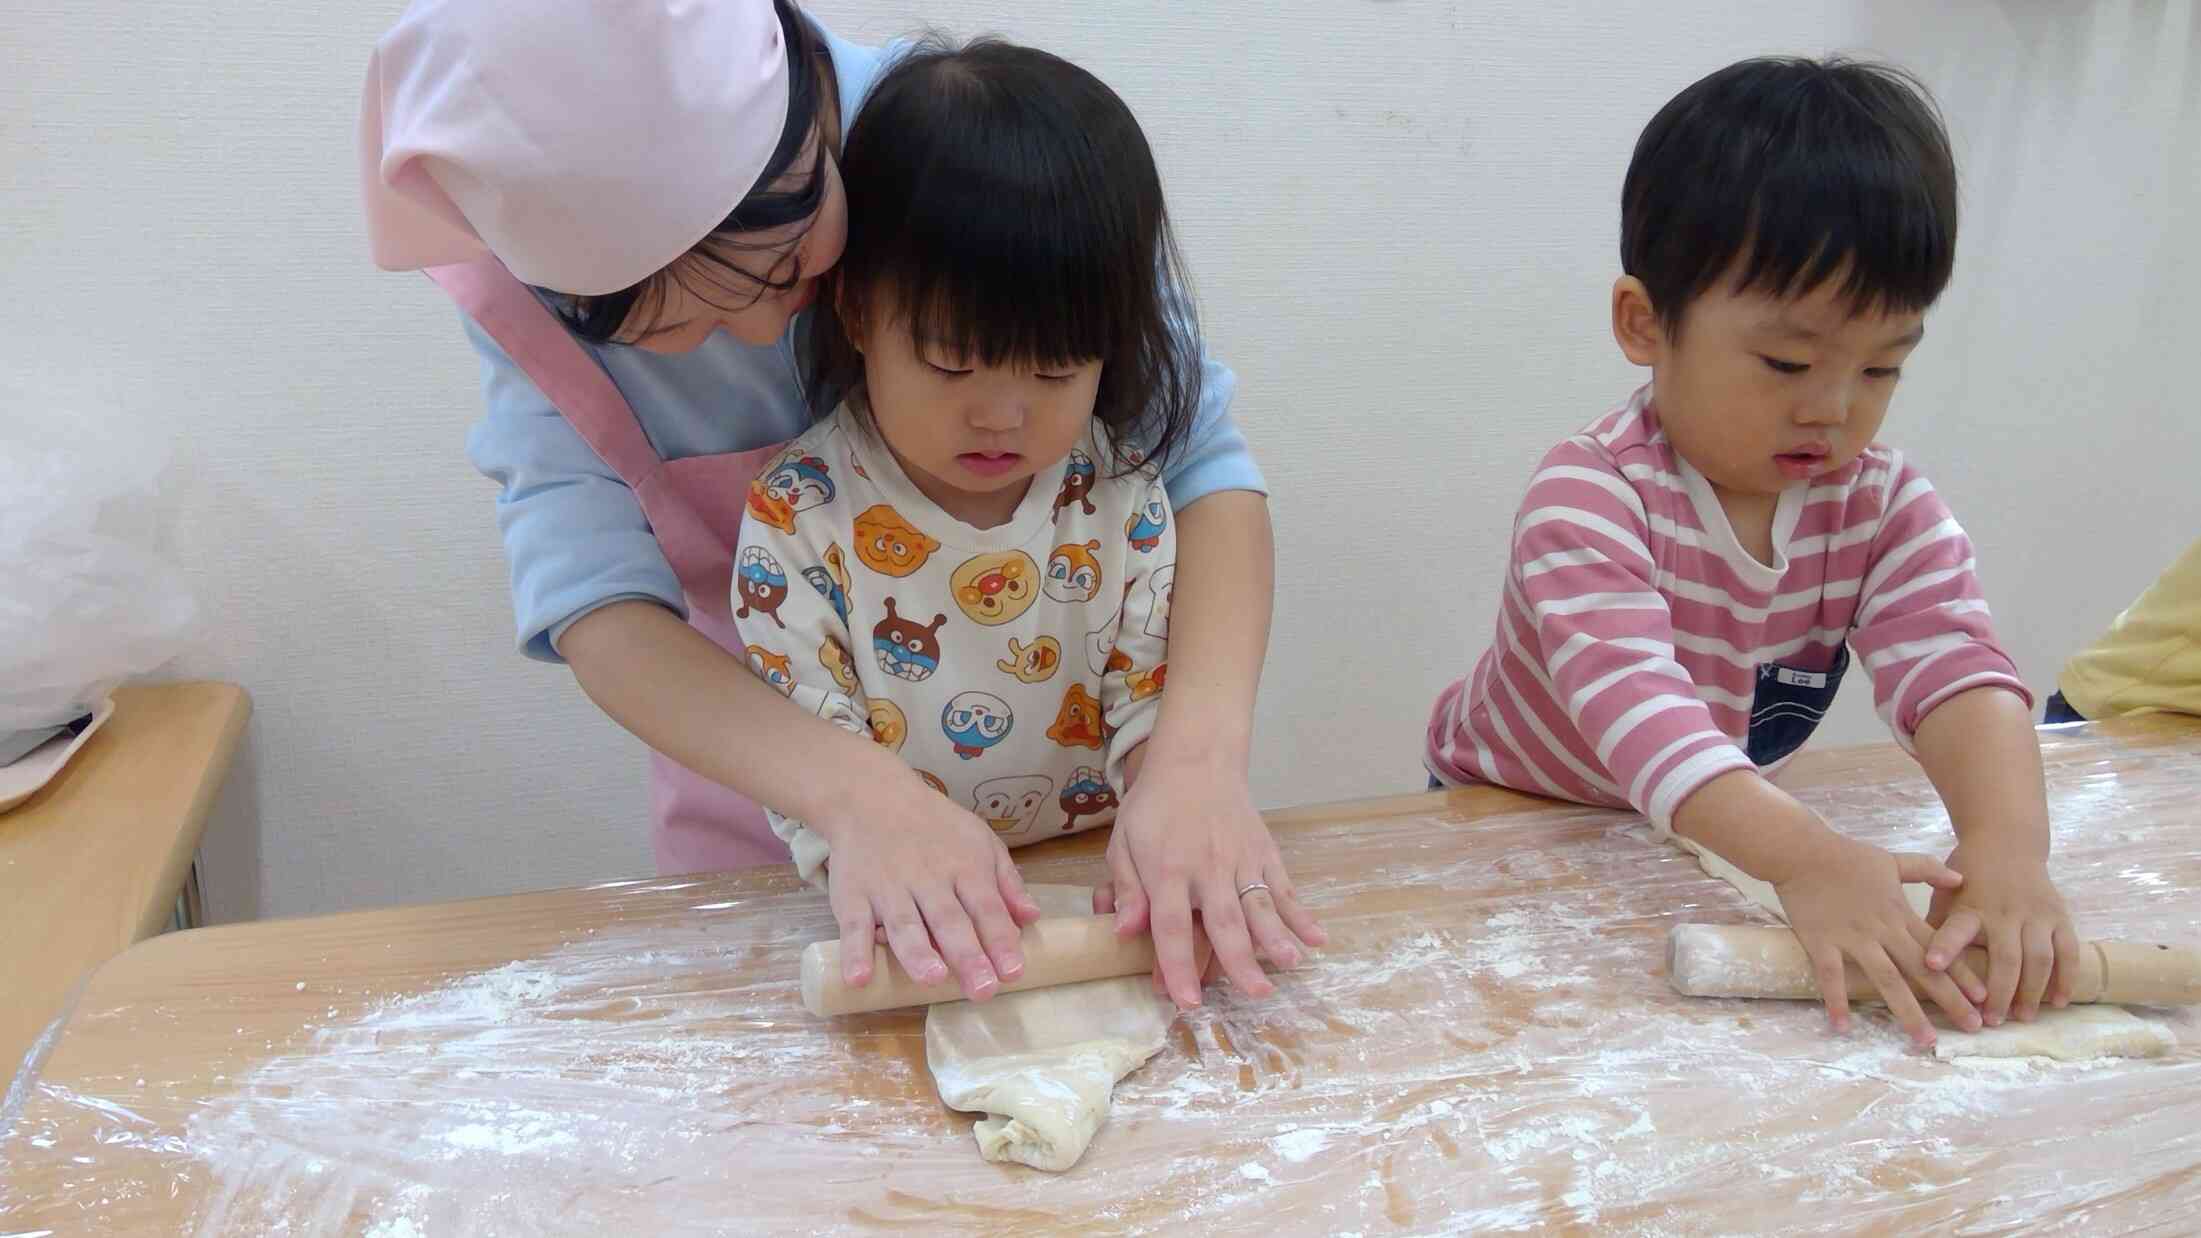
top-left (731, 509), bottom-right (1037, 1003)
top-left (1842, 456), bottom-right (2070, 1025)
top-left (1516, 440), bottom-right (1980, 1045)
top-left (1671, 771), bottom-right (1979, 1045)
top-left (1911, 688), bottom-right (2077, 1024)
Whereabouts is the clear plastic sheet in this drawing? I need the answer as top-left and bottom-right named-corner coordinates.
top-left (3, 718), bottom-right (2197, 1234)
top-left (0, 399), bottom-right (195, 736)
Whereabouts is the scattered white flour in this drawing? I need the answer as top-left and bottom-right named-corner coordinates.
top-left (1353, 929), bottom-right (1456, 988)
top-left (62, 923), bottom-right (898, 1234)
top-left (441, 1119), bottom-right (579, 1157)
top-left (6, 799), bottom-right (2194, 1234)
top-left (1272, 1127), bottom-right (1331, 1163)
top-left (1483, 1111), bottom-right (1612, 1164)
top-left (1468, 906), bottom-right (1600, 990)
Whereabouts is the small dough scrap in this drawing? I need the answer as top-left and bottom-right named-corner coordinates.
top-left (924, 885), bottom-right (1173, 1171)
top-left (1673, 833), bottom-right (1930, 920)
top-left (1932, 1005), bottom-right (2175, 1062)
top-left (1663, 832), bottom-right (2175, 1063)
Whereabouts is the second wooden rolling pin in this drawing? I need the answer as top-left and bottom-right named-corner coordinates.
top-left (1668, 923), bottom-right (2201, 1005)
top-left (803, 913), bottom-right (1166, 1017)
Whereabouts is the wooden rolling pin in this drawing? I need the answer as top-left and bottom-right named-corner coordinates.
top-left (803, 913), bottom-right (1182, 1017)
top-left (1668, 923), bottom-right (2201, 1005)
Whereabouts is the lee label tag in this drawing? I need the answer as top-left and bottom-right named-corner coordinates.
top-left (1775, 667), bottom-right (1828, 689)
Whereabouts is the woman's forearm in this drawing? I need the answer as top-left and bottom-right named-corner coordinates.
top-left (1149, 490), bottom-right (1274, 770)
top-left (558, 600), bottom-right (890, 828)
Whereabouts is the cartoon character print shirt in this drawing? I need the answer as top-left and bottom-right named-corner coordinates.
top-left (732, 408), bottom-right (1176, 884)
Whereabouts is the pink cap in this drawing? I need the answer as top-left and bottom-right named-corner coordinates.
top-left (359, 0), bottom-right (791, 296)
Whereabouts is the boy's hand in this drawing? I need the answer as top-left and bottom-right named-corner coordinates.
top-left (1772, 835), bottom-right (1986, 1048)
top-left (1924, 846), bottom-right (2078, 1025)
top-left (1906, 686), bottom-right (2075, 1027)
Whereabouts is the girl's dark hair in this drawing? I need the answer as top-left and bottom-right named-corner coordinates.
top-left (1621, 57), bottom-right (1958, 334)
top-left (806, 36), bottom-right (1202, 476)
top-left (556, 0), bottom-right (830, 343)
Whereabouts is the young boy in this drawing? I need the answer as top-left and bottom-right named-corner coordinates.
top-left (1426, 57), bottom-right (2076, 1049)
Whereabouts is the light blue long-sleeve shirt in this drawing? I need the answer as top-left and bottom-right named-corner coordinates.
top-left (462, 19), bottom-right (1266, 663)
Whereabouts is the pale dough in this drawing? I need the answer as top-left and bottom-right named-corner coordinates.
top-left (1667, 834), bottom-right (2173, 1062)
top-left (1930, 1004), bottom-right (2174, 1061)
top-left (923, 885), bottom-right (1174, 1171)
top-left (1672, 834), bottom-right (1931, 920)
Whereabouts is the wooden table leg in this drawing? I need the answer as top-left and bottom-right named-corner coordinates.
top-left (181, 857), bottom-right (205, 930)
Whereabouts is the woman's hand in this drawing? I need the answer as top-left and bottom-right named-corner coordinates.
top-left (814, 756), bottom-right (1042, 1002)
top-left (1094, 747), bottom-right (1325, 1008)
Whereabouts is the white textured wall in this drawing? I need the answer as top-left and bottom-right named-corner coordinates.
top-left (4, 1), bottom-right (2194, 921)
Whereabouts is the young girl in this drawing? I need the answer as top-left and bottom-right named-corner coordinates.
top-left (733, 38), bottom-right (1306, 999)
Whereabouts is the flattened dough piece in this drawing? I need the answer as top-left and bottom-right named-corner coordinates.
top-left (1933, 1005), bottom-right (2175, 1062)
top-left (1664, 833), bottom-right (2175, 1062)
top-left (924, 885), bottom-right (1173, 1171)
top-left (1672, 833), bottom-right (1931, 920)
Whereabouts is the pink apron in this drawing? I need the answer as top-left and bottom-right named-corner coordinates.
top-left (427, 257), bottom-right (792, 875)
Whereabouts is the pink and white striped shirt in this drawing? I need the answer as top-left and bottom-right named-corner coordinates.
top-left (1426, 387), bottom-right (2029, 828)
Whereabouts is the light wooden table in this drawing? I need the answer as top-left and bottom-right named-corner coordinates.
top-left (2, 717), bottom-right (2195, 1234)
top-left (0, 680), bottom-right (250, 1080)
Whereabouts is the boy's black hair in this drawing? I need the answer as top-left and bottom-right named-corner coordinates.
top-left (805, 35), bottom-right (1202, 476)
top-left (1622, 57), bottom-right (1958, 332)
top-left (557, 0), bottom-right (830, 343)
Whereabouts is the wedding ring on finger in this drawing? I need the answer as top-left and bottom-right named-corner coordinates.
top-left (1236, 881), bottom-right (1271, 901)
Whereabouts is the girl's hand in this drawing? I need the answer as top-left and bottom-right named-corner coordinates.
top-left (815, 757), bottom-right (1041, 1002)
top-left (1773, 835), bottom-right (1985, 1048)
top-left (1924, 846), bottom-right (2078, 1025)
top-left (1093, 748), bottom-right (1325, 1009)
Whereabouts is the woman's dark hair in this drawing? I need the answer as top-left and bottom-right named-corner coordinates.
top-left (556, 0), bottom-right (830, 343)
top-left (806, 35), bottom-right (1202, 476)
top-left (1621, 57), bottom-right (1958, 334)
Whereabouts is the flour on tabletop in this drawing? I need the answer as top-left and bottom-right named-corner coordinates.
top-left (16, 814), bottom-right (2183, 1233)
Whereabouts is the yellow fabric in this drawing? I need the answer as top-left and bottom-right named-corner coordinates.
top-left (2060, 537), bottom-right (2201, 719)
